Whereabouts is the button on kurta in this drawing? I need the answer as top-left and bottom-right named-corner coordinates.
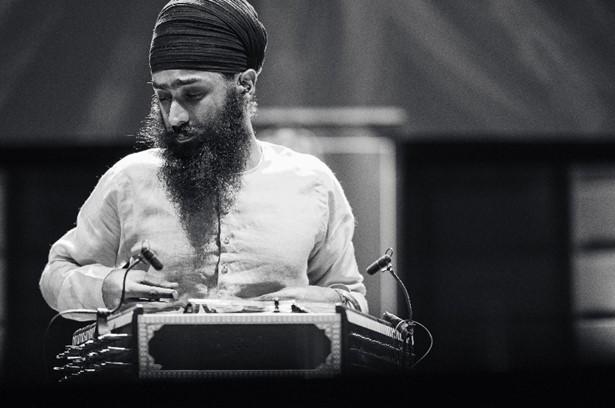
top-left (223, 236), bottom-right (231, 245)
top-left (221, 265), bottom-right (229, 274)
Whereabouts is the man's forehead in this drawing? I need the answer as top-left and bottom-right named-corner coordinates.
top-left (151, 69), bottom-right (228, 89)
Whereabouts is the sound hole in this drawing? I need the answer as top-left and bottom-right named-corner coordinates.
top-left (148, 324), bottom-right (331, 370)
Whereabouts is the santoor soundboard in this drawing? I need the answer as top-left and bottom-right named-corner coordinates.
top-left (54, 299), bottom-right (413, 383)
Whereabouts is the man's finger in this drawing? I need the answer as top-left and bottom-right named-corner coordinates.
top-left (125, 269), bottom-right (147, 282)
top-left (129, 283), bottom-right (178, 300)
top-left (140, 278), bottom-right (179, 289)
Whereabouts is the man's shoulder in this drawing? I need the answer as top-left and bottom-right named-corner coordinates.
top-left (258, 140), bottom-right (351, 206)
top-left (96, 149), bottom-right (162, 186)
top-left (260, 140), bottom-right (332, 176)
top-left (109, 148), bottom-right (163, 174)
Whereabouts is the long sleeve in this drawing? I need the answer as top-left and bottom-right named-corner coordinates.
top-left (39, 145), bottom-right (370, 318)
top-left (39, 166), bottom-right (127, 317)
top-left (307, 165), bottom-right (368, 313)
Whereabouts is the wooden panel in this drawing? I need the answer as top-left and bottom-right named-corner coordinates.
top-left (570, 167), bottom-right (615, 245)
top-left (573, 252), bottom-right (615, 314)
top-left (570, 165), bottom-right (615, 364)
top-left (576, 318), bottom-right (615, 366)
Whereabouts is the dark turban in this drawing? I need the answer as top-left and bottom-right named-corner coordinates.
top-left (149, 0), bottom-right (268, 74)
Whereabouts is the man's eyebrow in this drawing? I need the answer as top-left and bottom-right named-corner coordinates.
top-left (151, 77), bottom-right (203, 89)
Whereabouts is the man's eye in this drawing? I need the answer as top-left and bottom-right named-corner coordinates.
top-left (157, 94), bottom-right (171, 102)
top-left (185, 92), bottom-right (205, 101)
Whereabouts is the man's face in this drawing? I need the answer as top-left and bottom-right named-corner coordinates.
top-left (152, 69), bottom-right (233, 148)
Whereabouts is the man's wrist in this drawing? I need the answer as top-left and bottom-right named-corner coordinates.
top-left (332, 288), bottom-right (360, 310)
top-left (102, 268), bottom-right (123, 309)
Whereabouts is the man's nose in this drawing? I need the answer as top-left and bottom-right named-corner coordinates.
top-left (168, 100), bottom-right (189, 128)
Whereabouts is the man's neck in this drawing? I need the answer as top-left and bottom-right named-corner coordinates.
top-left (243, 120), bottom-right (262, 171)
top-left (243, 137), bottom-right (261, 171)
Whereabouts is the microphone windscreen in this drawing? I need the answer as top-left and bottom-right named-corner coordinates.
top-left (141, 247), bottom-right (164, 270)
top-left (366, 254), bottom-right (391, 275)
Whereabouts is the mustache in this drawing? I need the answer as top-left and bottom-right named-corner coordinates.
top-left (167, 124), bottom-right (199, 137)
top-left (161, 124), bottom-right (212, 157)
top-left (164, 124), bottom-right (201, 142)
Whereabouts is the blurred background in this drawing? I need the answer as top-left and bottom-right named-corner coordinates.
top-left (1, 0), bottom-right (615, 389)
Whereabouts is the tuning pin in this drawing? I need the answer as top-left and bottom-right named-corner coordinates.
top-left (184, 303), bottom-right (195, 314)
top-left (273, 298), bottom-right (280, 313)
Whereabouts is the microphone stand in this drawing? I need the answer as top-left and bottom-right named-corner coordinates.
top-left (386, 262), bottom-right (415, 369)
top-left (386, 262), bottom-right (413, 324)
top-left (371, 249), bottom-right (416, 369)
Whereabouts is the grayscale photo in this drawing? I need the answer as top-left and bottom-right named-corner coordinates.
top-left (0, 1), bottom-right (614, 406)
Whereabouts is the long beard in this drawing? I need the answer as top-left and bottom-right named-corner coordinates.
top-left (136, 89), bottom-right (252, 253)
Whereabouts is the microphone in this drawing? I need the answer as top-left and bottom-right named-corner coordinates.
top-left (382, 311), bottom-right (404, 327)
top-left (382, 311), bottom-right (412, 334)
top-left (365, 248), bottom-right (393, 275)
top-left (140, 246), bottom-right (164, 270)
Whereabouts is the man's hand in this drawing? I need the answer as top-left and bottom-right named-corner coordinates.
top-left (255, 286), bottom-right (340, 304)
top-left (102, 268), bottom-right (179, 309)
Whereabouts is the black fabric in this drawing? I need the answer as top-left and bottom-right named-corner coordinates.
top-left (150, 0), bottom-right (267, 74)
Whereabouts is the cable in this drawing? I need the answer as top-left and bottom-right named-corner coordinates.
top-left (43, 308), bottom-right (97, 382)
top-left (394, 320), bottom-right (408, 333)
top-left (43, 252), bottom-right (146, 382)
top-left (411, 320), bottom-right (433, 369)
top-left (214, 199), bottom-right (223, 278)
top-left (109, 256), bottom-right (146, 315)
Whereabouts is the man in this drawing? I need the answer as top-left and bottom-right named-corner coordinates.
top-left (39, 0), bottom-right (367, 319)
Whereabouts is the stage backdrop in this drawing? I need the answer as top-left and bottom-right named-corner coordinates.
top-left (1, 0), bottom-right (614, 144)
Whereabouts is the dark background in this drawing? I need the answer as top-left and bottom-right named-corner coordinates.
top-left (2, 0), bottom-right (615, 402)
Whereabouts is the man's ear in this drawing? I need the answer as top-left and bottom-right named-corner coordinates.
top-left (237, 69), bottom-right (257, 94)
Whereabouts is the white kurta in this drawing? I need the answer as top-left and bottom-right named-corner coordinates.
top-left (40, 141), bottom-right (367, 317)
